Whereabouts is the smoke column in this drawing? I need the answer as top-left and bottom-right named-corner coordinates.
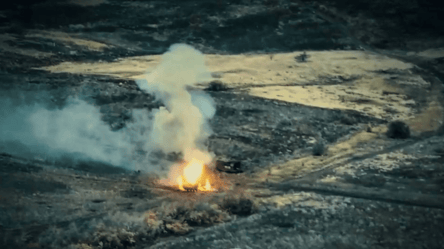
top-left (136, 44), bottom-right (216, 163)
top-left (0, 44), bottom-right (215, 172)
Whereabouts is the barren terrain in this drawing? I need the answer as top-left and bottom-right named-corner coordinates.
top-left (1, 0), bottom-right (443, 248)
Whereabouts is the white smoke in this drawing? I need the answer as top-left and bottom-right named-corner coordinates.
top-left (0, 96), bottom-right (138, 167)
top-left (136, 44), bottom-right (216, 163)
top-left (0, 44), bottom-right (215, 171)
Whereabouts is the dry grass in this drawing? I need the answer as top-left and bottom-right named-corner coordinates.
top-left (31, 191), bottom-right (256, 248)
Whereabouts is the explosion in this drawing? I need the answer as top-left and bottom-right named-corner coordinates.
top-left (159, 149), bottom-right (220, 192)
top-left (177, 158), bottom-right (214, 192)
top-left (137, 44), bottom-right (220, 192)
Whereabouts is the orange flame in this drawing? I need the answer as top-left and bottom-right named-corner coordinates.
top-left (176, 158), bottom-right (214, 192)
top-left (176, 175), bottom-right (185, 191)
top-left (201, 179), bottom-right (213, 192)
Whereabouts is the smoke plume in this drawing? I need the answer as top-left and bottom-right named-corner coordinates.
top-left (0, 44), bottom-right (214, 171)
top-left (0, 95), bottom-right (139, 167)
top-left (136, 44), bottom-right (216, 163)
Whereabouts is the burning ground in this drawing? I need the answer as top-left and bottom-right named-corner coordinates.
top-left (1, 0), bottom-right (444, 248)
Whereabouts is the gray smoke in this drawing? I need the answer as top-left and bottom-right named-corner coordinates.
top-left (0, 44), bottom-right (215, 171)
top-left (136, 44), bottom-right (216, 163)
top-left (0, 95), bottom-right (139, 168)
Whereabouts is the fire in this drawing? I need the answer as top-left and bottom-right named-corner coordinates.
top-left (176, 158), bottom-right (215, 192)
top-left (183, 158), bottom-right (204, 184)
top-left (176, 175), bottom-right (185, 191)
top-left (157, 149), bottom-right (222, 192)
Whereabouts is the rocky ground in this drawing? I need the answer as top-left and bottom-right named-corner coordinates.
top-left (0, 0), bottom-right (443, 248)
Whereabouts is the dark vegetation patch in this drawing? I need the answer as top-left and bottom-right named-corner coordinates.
top-left (205, 81), bottom-right (230, 92)
top-left (121, 187), bottom-right (153, 199)
top-left (309, 0), bottom-right (444, 50)
top-left (339, 114), bottom-right (357, 125)
top-left (0, 154), bottom-right (42, 174)
top-left (312, 141), bottom-right (326, 156)
top-left (0, 174), bottom-right (69, 195)
top-left (14, 0), bottom-right (356, 53)
top-left (386, 121), bottom-right (410, 139)
top-left (16, 3), bottom-right (96, 28)
top-left (222, 197), bottom-right (254, 216)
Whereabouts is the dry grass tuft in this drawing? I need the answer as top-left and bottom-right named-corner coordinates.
top-left (92, 223), bottom-right (136, 249)
top-left (145, 199), bottom-right (233, 232)
top-left (165, 222), bottom-right (192, 235)
top-left (220, 193), bottom-right (256, 216)
top-left (143, 211), bottom-right (164, 234)
top-left (34, 192), bottom-right (256, 248)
